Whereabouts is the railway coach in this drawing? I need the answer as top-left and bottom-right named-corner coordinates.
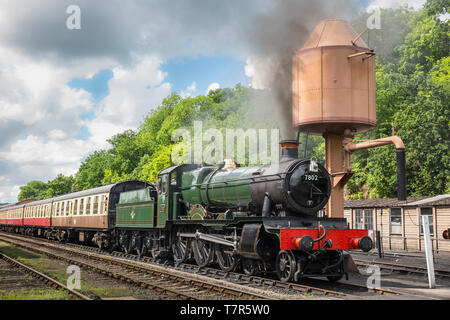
top-left (0, 181), bottom-right (149, 247)
top-left (0, 204), bottom-right (23, 232)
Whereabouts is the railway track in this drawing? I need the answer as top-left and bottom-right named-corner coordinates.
top-left (353, 258), bottom-right (450, 279)
top-left (0, 233), bottom-right (272, 300)
top-left (0, 232), bottom-right (403, 299)
top-left (0, 252), bottom-right (91, 300)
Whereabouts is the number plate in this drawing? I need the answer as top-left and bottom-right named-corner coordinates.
top-left (302, 174), bottom-right (318, 181)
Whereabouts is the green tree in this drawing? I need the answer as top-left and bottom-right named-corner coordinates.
top-left (73, 150), bottom-right (112, 191)
top-left (45, 174), bottom-right (75, 198)
top-left (18, 181), bottom-right (47, 201)
top-left (347, 2), bottom-right (449, 198)
top-left (106, 129), bottom-right (144, 180)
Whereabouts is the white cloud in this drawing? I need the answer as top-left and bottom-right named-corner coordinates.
top-left (0, 43), bottom-right (172, 203)
top-left (206, 82), bottom-right (220, 94)
top-left (88, 55), bottom-right (172, 146)
top-left (179, 81), bottom-right (197, 98)
top-left (47, 129), bottom-right (67, 140)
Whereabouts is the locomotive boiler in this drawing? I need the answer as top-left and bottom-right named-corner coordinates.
top-left (181, 141), bottom-right (331, 217)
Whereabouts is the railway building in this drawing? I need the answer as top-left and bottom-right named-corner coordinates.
top-left (344, 194), bottom-right (450, 253)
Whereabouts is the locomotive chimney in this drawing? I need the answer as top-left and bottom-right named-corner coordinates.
top-left (280, 140), bottom-right (299, 160)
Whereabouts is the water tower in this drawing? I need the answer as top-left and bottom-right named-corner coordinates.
top-left (292, 19), bottom-right (406, 218)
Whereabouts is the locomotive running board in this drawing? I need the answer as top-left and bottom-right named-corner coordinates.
top-left (178, 231), bottom-right (237, 249)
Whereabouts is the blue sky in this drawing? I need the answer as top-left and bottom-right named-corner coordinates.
top-left (66, 56), bottom-right (250, 140)
top-left (68, 56), bottom-right (249, 103)
top-left (161, 55), bottom-right (249, 94)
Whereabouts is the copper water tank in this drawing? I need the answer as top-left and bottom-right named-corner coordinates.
top-left (292, 19), bottom-right (376, 135)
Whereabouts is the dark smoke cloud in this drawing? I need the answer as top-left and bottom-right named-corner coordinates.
top-left (243, 0), bottom-right (363, 139)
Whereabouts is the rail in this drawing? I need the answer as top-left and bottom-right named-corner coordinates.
top-left (0, 252), bottom-right (91, 300)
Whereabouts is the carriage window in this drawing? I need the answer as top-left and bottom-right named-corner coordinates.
top-left (74, 200), bottom-right (78, 215)
top-left (100, 195), bottom-right (105, 214)
top-left (93, 196), bottom-right (99, 214)
top-left (79, 198), bottom-right (84, 215)
top-left (86, 197), bottom-right (91, 215)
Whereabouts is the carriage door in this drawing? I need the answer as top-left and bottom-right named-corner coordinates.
top-left (157, 174), bottom-right (169, 227)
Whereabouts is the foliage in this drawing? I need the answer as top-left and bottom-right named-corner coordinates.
top-left (18, 181), bottom-right (48, 201)
top-left (18, 174), bottom-right (75, 201)
top-left (73, 150), bottom-right (112, 191)
top-left (347, 1), bottom-right (449, 198)
top-left (45, 174), bottom-right (75, 198)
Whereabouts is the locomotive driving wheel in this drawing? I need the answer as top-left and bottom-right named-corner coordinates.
top-left (276, 250), bottom-right (296, 282)
top-left (191, 237), bottom-right (214, 267)
top-left (172, 234), bottom-right (191, 266)
top-left (215, 245), bottom-right (237, 272)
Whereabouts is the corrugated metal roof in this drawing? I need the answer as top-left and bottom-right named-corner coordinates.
top-left (344, 195), bottom-right (450, 208)
top-left (344, 196), bottom-right (427, 208)
top-left (405, 194), bottom-right (450, 207)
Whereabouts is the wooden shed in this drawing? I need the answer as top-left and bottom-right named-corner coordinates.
top-left (344, 195), bottom-right (450, 253)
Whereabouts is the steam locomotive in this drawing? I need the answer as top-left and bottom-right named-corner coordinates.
top-left (0, 140), bottom-right (372, 283)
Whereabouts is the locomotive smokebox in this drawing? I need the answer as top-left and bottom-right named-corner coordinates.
top-left (292, 19), bottom-right (376, 135)
top-left (280, 140), bottom-right (299, 160)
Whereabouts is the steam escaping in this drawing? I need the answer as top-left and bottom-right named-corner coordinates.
top-left (243, 0), bottom-right (363, 139)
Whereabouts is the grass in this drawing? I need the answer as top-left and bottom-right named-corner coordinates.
top-left (0, 241), bottom-right (143, 299)
top-left (0, 241), bottom-right (73, 300)
top-left (0, 288), bottom-right (70, 300)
